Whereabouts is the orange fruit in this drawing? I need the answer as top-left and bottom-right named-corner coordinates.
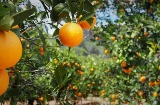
top-left (20, 38), bottom-right (25, 42)
top-left (0, 30), bottom-right (22, 69)
top-left (38, 97), bottom-right (44, 101)
top-left (144, 32), bottom-right (149, 37)
top-left (39, 51), bottom-right (44, 55)
top-left (122, 68), bottom-right (132, 74)
top-left (121, 61), bottom-right (127, 68)
top-left (0, 69), bottom-right (9, 96)
top-left (104, 49), bottom-right (109, 54)
top-left (149, 0), bottom-right (153, 4)
top-left (39, 46), bottom-right (44, 52)
top-left (78, 15), bottom-right (96, 30)
top-left (77, 92), bottom-right (82, 97)
top-left (155, 80), bottom-right (160, 86)
top-left (153, 92), bottom-right (158, 97)
top-left (12, 25), bottom-right (19, 29)
top-left (59, 23), bottom-right (84, 47)
top-left (95, 37), bottom-right (99, 40)
top-left (111, 94), bottom-right (118, 99)
top-left (72, 86), bottom-right (78, 90)
top-left (92, 82), bottom-right (95, 85)
top-left (87, 84), bottom-right (91, 87)
top-left (138, 90), bottom-right (144, 96)
top-left (148, 81), bottom-right (155, 87)
top-left (111, 36), bottom-right (116, 42)
top-left (139, 76), bottom-right (146, 83)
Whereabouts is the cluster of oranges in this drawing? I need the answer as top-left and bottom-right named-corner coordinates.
top-left (0, 25), bottom-right (22, 96)
top-left (58, 15), bottom-right (96, 47)
top-left (39, 46), bottom-right (44, 55)
top-left (121, 61), bottom-right (132, 74)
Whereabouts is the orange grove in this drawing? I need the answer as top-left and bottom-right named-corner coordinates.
top-left (0, 69), bottom-right (9, 96)
top-left (59, 23), bottom-right (84, 47)
top-left (0, 30), bottom-right (22, 68)
top-left (77, 15), bottom-right (96, 30)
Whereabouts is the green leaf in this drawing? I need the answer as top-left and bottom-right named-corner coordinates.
top-left (86, 17), bottom-right (94, 26)
top-left (66, 0), bottom-right (75, 19)
top-left (79, 12), bottom-right (95, 22)
top-left (76, 0), bottom-right (84, 18)
top-left (53, 28), bottom-right (59, 37)
top-left (0, 15), bottom-right (14, 31)
top-left (11, 8), bottom-right (36, 26)
top-left (93, 2), bottom-right (102, 11)
top-left (51, 3), bottom-right (68, 21)
top-left (2, 1), bottom-right (16, 11)
top-left (54, 3), bottom-right (67, 13)
top-left (84, 0), bottom-right (94, 12)
top-left (10, 28), bottom-right (21, 37)
top-left (36, 27), bottom-right (46, 47)
top-left (0, 8), bottom-right (10, 17)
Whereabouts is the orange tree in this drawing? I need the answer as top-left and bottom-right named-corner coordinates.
top-left (91, 0), bottom-right (160, 104)
top-left (0, 0), bottom-right (102, 104)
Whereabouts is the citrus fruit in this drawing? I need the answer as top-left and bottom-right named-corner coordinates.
top-left (12, 25), bottom-right (19, 29)
top-left (144, 32), bottom-right (149, 37)
top-left (0, 69), bottom-right (9, 96)
top-left (78, 15), bottom-right (96, 30)
top-left (139, 76), bottom-right (147, 83)
top-left (0, 30), bottom-right (22, 68)
top-left (121, 61), bottom-right (127, 68)
top-left (111, 36), bottom-right (116, 42)
top-left (59, 23), bottom-right (84, 47)
top-left (153, 92), bottom-right (158, 97)
top-left (38, 97), bottom-right (44, 101)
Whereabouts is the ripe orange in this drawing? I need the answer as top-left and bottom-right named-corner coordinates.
top-left (87, 84), bottom-right (91, 87)
top-left (148, 81), bottom-right (155, 87)
top-left (95, 37), bottom-right (99, 40)
top-left (59, 23), bottom-right (84, 47)
top-left (12, 25), bottom-right (19, 29)
top-left (39, 46), bottom-right (44, 52)
top-left (111, 36), bottom-right (116, 42)
top-left (38, 97), bottom-right (44, 101)
top-left (72, 86), bottom-right (78, 90)
top-left (138, 90), bottom-right (144, 96)
top-left (139, 76), bottom-right (147, 83)
top-left (122, 68), bottom-right (132, 74)
top-left (153, 92), bottom-right (158, 97)
top-left (78, 15), bottom-right (96, 30)
top-left (77, 92), bottom-right (82, 97)
top-left (144, 32), bottom-right (149, 37)
top-left (104, 49), bottom-right (109, 54)
top-left (20, 38), bottom-right (25, 42)
top-left (121, 61), bottom-right (127, 68)
top-left (39, 51), bottom-right (44, 56)
top-left (149, 0), bottom-right (153, 4)
top-left (0, 69), bottom-right (9, 96)
top-left (155, 80), bottom-right (160, 86)
top-left (0, 30), bottom-right (22, 69)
